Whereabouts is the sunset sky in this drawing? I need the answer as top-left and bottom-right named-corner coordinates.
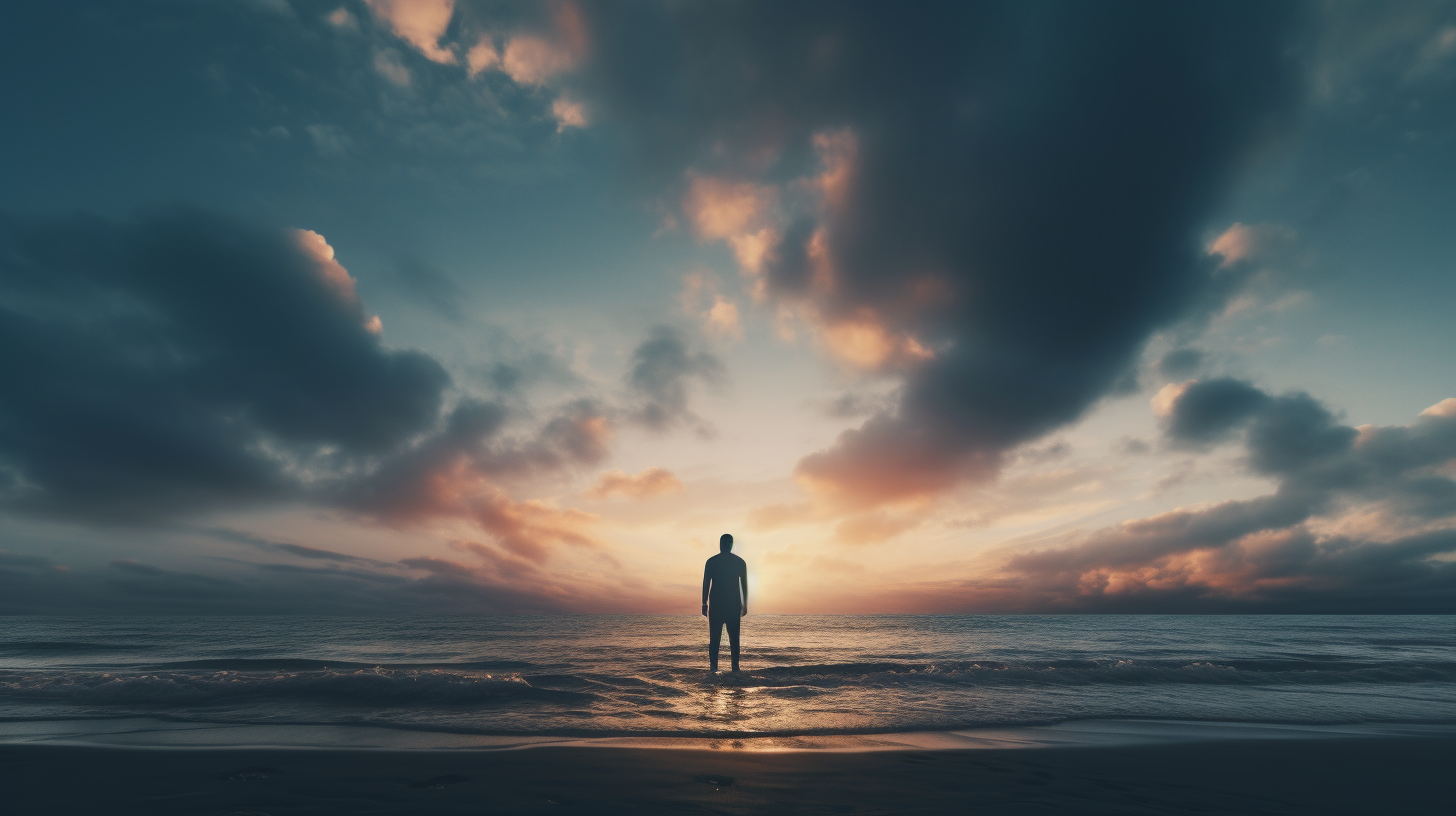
top-left (2, 0), bottom-right (1455, 614)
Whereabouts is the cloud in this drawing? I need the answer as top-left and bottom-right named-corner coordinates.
top-left (993, 386), bottom-right (1456, 612)
top-left (0, 209), bottom-right (622, 578)
top-left (1157, 348), bottom-right (1205, 379)
top-left (463, 6), bottom-right (588, 87)
top-left (501, 35), bottom-right (576, 85)
top-left (682, 175), bottom-right (779, 274)
top-left (579, 2), bottom-right (1303, 510)
top-left (626, 325), bottom-right (723, 433)
top-left (678, 272), bottom-right (743, 340)
top-left (550, 96), bottom-right (587, 131)
top-left (305, 124), bottom-right (352, 156)
top-left (204, 527), bottom-right (396, 568)
top-left (393, 538), bottom-right (666, 614)
top-left (1205, 222), bottom-right (1297, 267)
top-left (326, 7), bottom-right (359, 30)
top-left (498, 4), bottom-right (587, 85)
top-left (465, 36), bottom-right (499, 77)
top-left (373, 47), bottom-right (413, 86)
top-left (1161, 377), bottom-right (1272, 444)
top-left (340, 397), bottom-right (613, 561)
top-left (0, 209), bottom-right (449, 522)
top-left (585, 467), bottom-right (684, 500)
top-left (363, 0), bottom-right (457, 65)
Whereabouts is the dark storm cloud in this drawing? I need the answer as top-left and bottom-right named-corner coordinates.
top-left (996, 386), bottom-right (1456, 612)
top-left (0, 209), bottom-right (448, 521)
top-left (1164, 378), bottom-right (1272, 445)
top-left (0, 210), bottom-right (626, 552)
top-left (579, 0), bottom-right (1304, 507)
top-left (626, 325), bottom-right (723, 433)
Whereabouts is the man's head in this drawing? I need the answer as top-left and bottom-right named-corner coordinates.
top-left (719, 533), bottom-right (733, 552)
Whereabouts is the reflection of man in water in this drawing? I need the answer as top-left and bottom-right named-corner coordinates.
top-left (702, 533), bottom-right (748, 673)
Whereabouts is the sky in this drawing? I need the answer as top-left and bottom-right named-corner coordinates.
top-left (1, 0), bottom-right (1455, 614)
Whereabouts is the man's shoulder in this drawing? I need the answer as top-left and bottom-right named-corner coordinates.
top-left (705, 553), bottom-right (744, 567)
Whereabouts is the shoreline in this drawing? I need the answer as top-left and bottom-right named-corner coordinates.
top-left (3, 733), bottom-right (1453, 814)
top-left (4, 715), bottom-right (1454, 752)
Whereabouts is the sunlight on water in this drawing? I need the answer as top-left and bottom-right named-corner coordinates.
top-left (1, 615), bottom-right (1453, 738)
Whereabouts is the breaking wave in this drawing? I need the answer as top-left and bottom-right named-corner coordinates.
top-left (0, 667), bottom-right (582, 706)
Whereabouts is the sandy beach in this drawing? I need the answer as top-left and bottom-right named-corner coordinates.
top-left (4, 735), bottom-right (1453, 815)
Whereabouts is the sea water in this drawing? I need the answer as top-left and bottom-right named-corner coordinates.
top-left (1, 616), bottom-right (1453, 743)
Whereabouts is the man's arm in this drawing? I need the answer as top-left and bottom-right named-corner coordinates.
top-left (701, 561), bottom-right (711, 616)
top-left (739, 560), bottom-right (748, 616)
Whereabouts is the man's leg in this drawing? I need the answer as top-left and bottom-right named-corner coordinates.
top-left (725, 615), bottom-right (740, 671)
top-left (708, 616), bottom-right (723, 672)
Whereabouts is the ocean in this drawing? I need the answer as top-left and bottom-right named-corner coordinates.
top-left (2, 615), bottom-right (1453, 748)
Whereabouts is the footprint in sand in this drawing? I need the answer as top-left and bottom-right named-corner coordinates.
top-left (693, 774), bottom-right (735, 790)
top-left (407, 774), bottom-right (471, 789)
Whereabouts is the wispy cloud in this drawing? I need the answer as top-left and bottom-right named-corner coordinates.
top-left (585, 468), bottom-right (684, 501)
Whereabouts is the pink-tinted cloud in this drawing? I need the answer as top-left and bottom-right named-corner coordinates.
top-left (294, 229), bottom-right (382, 333)
top-left (326, 7), bottom-right (359, 30)
top-left (363, 0), bottom-right (457, 64)
top-left (501, 35), bottom-right (576, 84)
top-left (550, 96), bottom-right (588, 131)
top-left (796, 414), bottom-right (992, 509)
top-left (494, 4), bottom-right (588, 86)
top-left (1206, 222), bottom-right (1296, 267)
top-left (465, 36), bottom-right (499, 76)
top-left (585, 467), bottom-right (684, 500)
top-left (678, 272), bottom-right (743, 340)
top-left (681, 141), bottom-right (934, 373)
top-left (682, 175), bottom-right (779, 275)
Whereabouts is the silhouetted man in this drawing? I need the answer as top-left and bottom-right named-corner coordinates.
top-left (702, 533), bottom-right (748, 673)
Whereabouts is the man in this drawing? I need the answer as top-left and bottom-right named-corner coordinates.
top-left (701, 533), bottom-right (748, 673)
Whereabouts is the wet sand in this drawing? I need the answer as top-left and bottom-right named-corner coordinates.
top-left (2, 736), bottom-right (1452, 815)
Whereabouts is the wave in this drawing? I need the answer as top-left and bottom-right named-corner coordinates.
top-left (0, 641), bottom-right (145, 655)
top-left (145, 658), bottom-right (537, 672)
top-left (2, 658), bottom-right (1452, 711)
top-left (0, 667), bottom-right (589, 706)
top-left (674, 658), bottom-right (1456, 688)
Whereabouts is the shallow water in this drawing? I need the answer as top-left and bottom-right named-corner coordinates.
top-left (1, 615), bottom-right (1453, 739)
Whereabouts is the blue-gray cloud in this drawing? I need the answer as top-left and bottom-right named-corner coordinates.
top-left (626, 325), bottom-right (723, 434)
top-left (0, 209), bottom-right (449, 521)
top-left (0, 209), bottom-right (622, 541)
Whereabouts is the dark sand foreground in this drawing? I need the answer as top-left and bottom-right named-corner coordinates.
top-left (3, 737), bottom-right (1452, 815)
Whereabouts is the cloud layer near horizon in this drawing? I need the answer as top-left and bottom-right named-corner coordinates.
top-left (964, 389), bottom-right (1456, 612)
